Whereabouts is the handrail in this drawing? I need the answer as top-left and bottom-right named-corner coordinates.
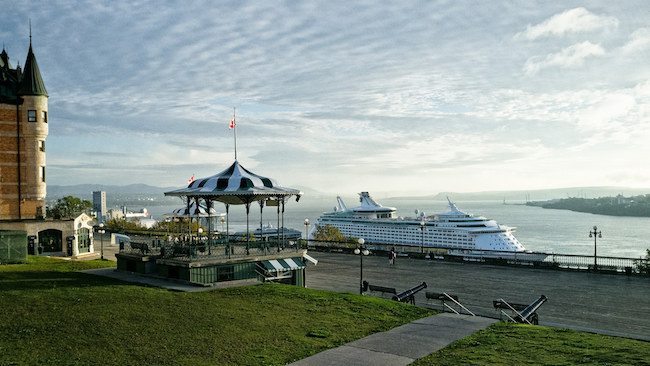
top-left (442, 292), bottom-right (475, 316)
top-left (496, 298), bottom-right (532, 325)
top-left (499, 309), bottom-right (517, 323)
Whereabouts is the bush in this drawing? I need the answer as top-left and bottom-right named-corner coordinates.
top-left (635, 249), bottom-right (650, 275)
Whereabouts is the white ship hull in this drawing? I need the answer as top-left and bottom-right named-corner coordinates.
top-left (312, 192), bottom-right (530, 253)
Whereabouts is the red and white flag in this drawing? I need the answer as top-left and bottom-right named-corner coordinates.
top-left (229, 117), bottom-right (236, 129)
top-left (187, 174), bottom-right (195, 184)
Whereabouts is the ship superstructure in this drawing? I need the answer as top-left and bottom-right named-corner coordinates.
top-left (311, 192), bottom-right (526, 253)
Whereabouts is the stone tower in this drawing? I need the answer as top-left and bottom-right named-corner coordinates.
top-left (0, 37), bottom-right (48, 220)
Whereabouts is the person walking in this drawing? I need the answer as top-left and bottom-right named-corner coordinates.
top-left (389, 248), bottom-right (396, 266)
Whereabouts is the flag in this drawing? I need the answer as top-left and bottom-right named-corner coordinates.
top-left (229, 117), bottom-right (236, 129)
top-left (187, 174), bottom-right (195, 184)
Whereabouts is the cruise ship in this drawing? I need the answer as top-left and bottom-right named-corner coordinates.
top-left (311, 192), bottom-right (536, 257)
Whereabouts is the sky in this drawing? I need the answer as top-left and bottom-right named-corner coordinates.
top-left (2, 1), bottom-right (650, 196)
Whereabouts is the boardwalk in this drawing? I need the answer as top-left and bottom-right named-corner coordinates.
top-left (305, 251), bottom-right (650, 341)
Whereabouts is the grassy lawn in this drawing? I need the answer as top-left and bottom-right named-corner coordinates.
top-left (413, 322), bottom-right (650, 366)
top-left (0, 256), bottom-right (432, 365)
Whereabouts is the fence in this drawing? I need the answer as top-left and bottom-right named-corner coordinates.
top-left (308, 239), bottom-right (650, 275)
top-left (119, 235), bottom-right (306, 261)
top-left (0, 230), bottom-right (27, 264)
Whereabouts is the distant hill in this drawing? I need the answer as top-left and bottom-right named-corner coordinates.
top-left (48, 184), bottom-right (177, 199)
top-left (527, 194), bottom-right (650, 217)
top-left (47, 183), bottom-right (327, 200)
top-left (390, 186), bottom-right (650, 202)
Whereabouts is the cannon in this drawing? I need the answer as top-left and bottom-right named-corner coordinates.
top-left (392, 282), bottom-right (427, 304)
top-left (495, 295), bottom-right (548, 324)
top-left (513, 295), bottom-right (547, 324)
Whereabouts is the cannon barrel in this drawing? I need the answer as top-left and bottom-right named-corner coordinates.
top-left (392, 282), bottom-right (427, 303)
top-left (514, 295), bottom-right (548, 323)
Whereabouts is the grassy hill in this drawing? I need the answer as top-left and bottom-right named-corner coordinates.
top-left (0, 257), bottom-right (431, 365)
top-left (2, 257), bottom-right (649, 365)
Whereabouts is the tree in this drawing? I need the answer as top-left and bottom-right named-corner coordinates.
top-left (636, 249), bottom-right (650, 275)
top-left (105, 218), bottom-right (144, 232)
top-left (47, 196), bottom-right (92, 219)
top-left (313, 224), bottom-right (348, 242)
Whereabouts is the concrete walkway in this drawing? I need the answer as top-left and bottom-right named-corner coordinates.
top-left (289, 313), bottom-right (497, 366)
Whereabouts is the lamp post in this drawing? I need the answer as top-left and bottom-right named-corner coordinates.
top-left (354, 238), bottom-right (369, 295)
top-left (304, 218), bottom-right (310, 248)
top-left (98, 223), bottom-right (105, 260)
top-left (220, 217), bottom-right (225, 234)
top-left (589, 225), bottom-right (602, 272)
top-left (419, 220), bottom-right (425, 254)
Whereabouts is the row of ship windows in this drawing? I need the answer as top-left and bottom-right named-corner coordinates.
top-left (338, 226), bottom-right (468, 236)
top-left (334, 224), bottom-right (462, 234)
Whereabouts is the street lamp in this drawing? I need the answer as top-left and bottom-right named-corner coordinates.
top-left (98, 223), bottom-right (106, 260)
top-left (589, 225), bottom-right (602, 272)
top-left (304, 218), bottom-right (310, 247)
top-left (220, 216), bottom-right (225, 234)
top-left (419, 220), bottom-right (426, 253)
top-left (354, 238), bottom-right (369, 295)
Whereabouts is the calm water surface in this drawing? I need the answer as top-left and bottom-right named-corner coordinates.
top-left (145, 197), bottom-right (650, 258)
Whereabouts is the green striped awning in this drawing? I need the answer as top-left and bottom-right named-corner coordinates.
top-left (259, 257), bottom-right (305, 273)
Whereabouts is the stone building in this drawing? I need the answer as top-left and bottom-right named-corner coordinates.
top-left (0, 36), bottom-right (95, 258)
top-left (0, 38), bottom-right (48, 220)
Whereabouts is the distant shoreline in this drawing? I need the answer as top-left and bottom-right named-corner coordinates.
top-left (527, 195), bottom-right (650, 218)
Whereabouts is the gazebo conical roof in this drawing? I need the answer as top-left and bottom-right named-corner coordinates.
top-left (164, 160), bottom-right (302, 205)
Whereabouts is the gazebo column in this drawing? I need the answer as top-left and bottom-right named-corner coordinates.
top-left (259, 200), bottom-right (265, 255)
top-left (207, 199), bottom-right (213, 255)
top-left (225, 203), bottom-right (230, 258)
top-left (245, 202), bottom-right (251, 255)
top-left (186, 196), bottom-right (192, 257)
top-left (276, 200), bottom-right (281, 253)
top-left (281, 198), bottom-right (286, 249)
top-left (194, 197), bottom-right (200, 257)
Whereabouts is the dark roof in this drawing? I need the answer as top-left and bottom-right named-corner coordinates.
top-left (0, 48), bottom-right (11, 69)
top-left (0, 48), bottom-right (20, 103)
top-left (17, 43), bottom-right (47, 97)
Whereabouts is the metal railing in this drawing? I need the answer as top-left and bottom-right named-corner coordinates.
top-left (308, 239), bottom-right (650, 275)
top-left (119, 236), bottom-right (306, 261)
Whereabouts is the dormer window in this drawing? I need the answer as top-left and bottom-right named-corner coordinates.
top-left (42, 111), bottom-right (47, 123)
top-left (28, 110), bottom-right (36, 122)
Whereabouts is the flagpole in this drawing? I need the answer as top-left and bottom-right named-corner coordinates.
top-left (233, 107), bottom-right (237, 161)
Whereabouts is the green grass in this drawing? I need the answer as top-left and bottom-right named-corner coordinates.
top-left (413, 322), bottom-right (650, 366)
top-left (0, 257), bottom-right (432, 365)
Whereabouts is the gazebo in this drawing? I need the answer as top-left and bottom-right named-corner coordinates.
top-left (115, 159), bottom-right (310, 286)
top-left (164, 160), bottom-right (302, 254)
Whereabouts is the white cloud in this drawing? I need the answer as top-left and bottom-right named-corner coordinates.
top-left (621, 28), bottom-right (650, 54)
top-left (3, 2), bottom-right (650, 194)
top-left (524, 41), bottom-right (605, 75)
top-left (516, 7), bottom-right (618, 40)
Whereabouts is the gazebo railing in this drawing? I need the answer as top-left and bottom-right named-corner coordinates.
top-left (120, 237), bottom-right (305, 260)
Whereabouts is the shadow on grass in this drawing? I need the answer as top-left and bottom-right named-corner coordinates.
top-left (0, 269), bottom-right (142, 292)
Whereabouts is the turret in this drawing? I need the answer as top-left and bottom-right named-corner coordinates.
top-left (17, 38), bottom-right (48, 219)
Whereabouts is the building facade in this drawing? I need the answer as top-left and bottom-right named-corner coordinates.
top-left (0, 36), bottom-right (96, 258)
top-left (93, 190), bottom-right (107, 222)
top-left (0, 40), bottom-right (48, 220)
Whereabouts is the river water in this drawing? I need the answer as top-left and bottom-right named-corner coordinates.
top-left (143, 196), bottom-right (650, 259)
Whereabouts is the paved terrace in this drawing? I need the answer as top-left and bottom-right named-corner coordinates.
top-left (305, 251), bottom-right (650, 341)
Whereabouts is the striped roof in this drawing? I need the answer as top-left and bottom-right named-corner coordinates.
top-left (259, 257), bottom-right (306, 273)
top-left (164, 160), bottom-right (302, 204)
